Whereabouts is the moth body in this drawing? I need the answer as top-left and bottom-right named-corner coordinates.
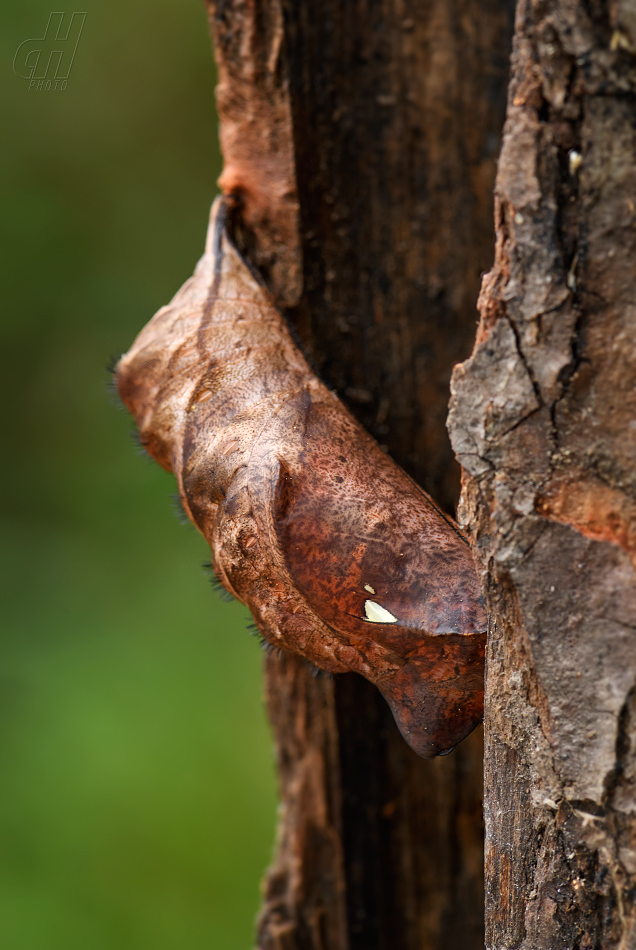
top-left (117, 197), bottom-right (486, 758)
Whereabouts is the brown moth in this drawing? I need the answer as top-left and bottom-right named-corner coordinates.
top-left (116, 196), bottom-right (486, 758)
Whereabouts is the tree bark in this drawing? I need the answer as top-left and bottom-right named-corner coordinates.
top-left (447, 1), bottom-right (636, 947)
top-left (207, 2), bottom-right (514, 947)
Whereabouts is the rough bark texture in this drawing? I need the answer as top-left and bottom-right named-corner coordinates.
top-left (447, 1), bottom-right (636, 947)
top-left (208, 1), bottom-right (514, 947)
top-left (258, 652), bottom-right (348, 950)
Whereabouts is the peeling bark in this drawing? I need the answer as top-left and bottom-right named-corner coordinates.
top-left (212, 0), bottom-right (301, 307)
top-left (447, 1), bottom-right (636, 946)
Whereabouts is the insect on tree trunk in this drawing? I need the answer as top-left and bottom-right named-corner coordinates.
top-left (206, 2), bottom-right (514, 948)
top-left (447, 0), bottom-right (636, 947)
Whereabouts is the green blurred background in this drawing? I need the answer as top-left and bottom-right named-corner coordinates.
top-left (2, 2), bottom-right (277, 947)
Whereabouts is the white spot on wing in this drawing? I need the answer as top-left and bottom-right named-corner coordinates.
top-left (364, 584), bottom-right (376, 594)
top-left (364, 600), bottom-right (398, 624)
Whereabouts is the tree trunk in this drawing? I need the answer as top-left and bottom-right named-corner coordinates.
top-left (447, 1), bottom-right (636, 947)
top-left (207, 2), bottom-right (514, 947)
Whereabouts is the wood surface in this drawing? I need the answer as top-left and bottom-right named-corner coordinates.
top-left (447, 0), bottom-right (636, 945)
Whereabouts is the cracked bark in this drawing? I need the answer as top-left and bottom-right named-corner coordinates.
top-left (208, 1), bottom-right (514, 948)
top-left (447, 0), bottom-right (636, 946)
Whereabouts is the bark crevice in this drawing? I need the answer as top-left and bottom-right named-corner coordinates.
top-left (207, 1), bottom-right (515, 947)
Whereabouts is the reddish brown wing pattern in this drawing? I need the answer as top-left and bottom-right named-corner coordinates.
top-left (117, 196), bottom-right (486, 758)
